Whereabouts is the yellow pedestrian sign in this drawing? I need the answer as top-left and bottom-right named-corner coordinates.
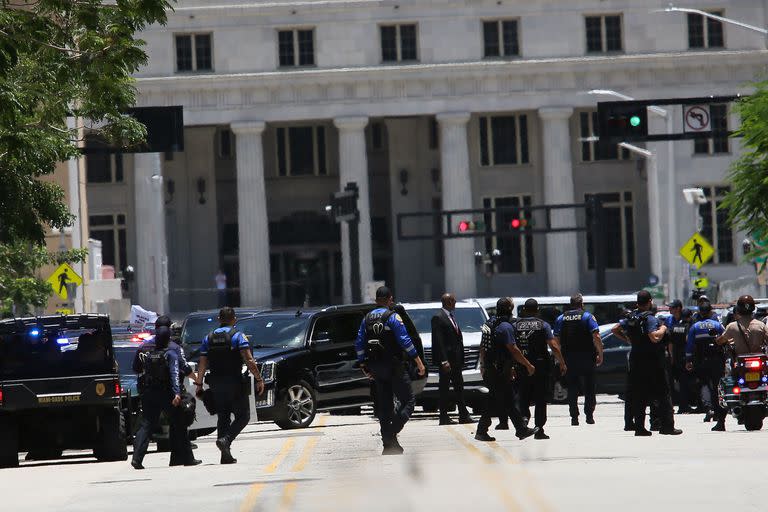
top-left (680, 232), bottom-right (715, 269)
top-left (46, 263), bottom-right (83, 300)
top-left (693, 276), bottom-right (709, 290)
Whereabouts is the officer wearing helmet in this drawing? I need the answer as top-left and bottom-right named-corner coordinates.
top-left (717, 295), bottom-right (768, 356)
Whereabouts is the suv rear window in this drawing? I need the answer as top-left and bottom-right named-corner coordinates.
top-left (407, 308), bottom-right (486, 334)
top-left (181, 315), bottom-right (218, 348)
top-left (236, 316), bottom-right (310, 348)
top-left (0, 327), bottom-right (113, 379)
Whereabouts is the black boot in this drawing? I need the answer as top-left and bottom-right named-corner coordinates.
top-left (474, 432), bottom-right (496, 442)
top-left (516, 426), bottom-right (538, 440)
top-left (217, 437), bottom-right (237, 464)
top-left (534, 429), bottom-right (550, 440)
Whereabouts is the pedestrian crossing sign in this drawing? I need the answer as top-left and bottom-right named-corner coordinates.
top-left (680, 232), bottom-right (715, 270)
top-left (46, 263), bottom-right (83, 300)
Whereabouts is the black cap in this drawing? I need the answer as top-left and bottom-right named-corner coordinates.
top-left (697, 295), bottom-right (710, 304)
top-left (667, 299), bottom-right (683, 309)
top-left (637, 290), bottom-right (652, 305)
top-left (524, 298), bottom-right (539, 311)
top-left (681, 308), bottom-right (693, 320)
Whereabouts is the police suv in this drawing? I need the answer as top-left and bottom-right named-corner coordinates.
top-left (0, 315), bottom-right (127, 467)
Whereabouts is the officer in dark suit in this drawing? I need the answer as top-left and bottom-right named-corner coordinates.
top-left (432, 293), bottom-right (474, 425)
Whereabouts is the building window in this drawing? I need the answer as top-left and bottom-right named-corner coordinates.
top-left (276, 126), bottom-right (327, 176)
top-left (89, 214), bottom-right (127, 272)
top-left (217, 128), bottom-right (234, 159)
top-left (428, 118), bottom-right (439, 150)
top-left (585, 15), bottom-right (623, 53)
top-left (483, 20), bottom-right (519, 58)
top-left (369, 122), bottom-right (384, 151)
top-left (380, 24), bottom-right (418, 63)
top-left (175, 34), bottom-right (213, 72)
top-left (585, 192), bottom-right (635, 270)
top-left (479, 115), bottom-right (529, 166)
top-left (579, 111), bottom-right (630, 162)
top-left (482, 196), bottom-right (535, 274)
top-left (85, 135), bottom-right (123, 184)
top-left (699, 186), bottom-right (734, 264)
top-left (694, 104), bottom-right (729, 155)
top-left (688, 10), bottom-right (725, 49)
top-left (278, 29), bottom-right (315, 67)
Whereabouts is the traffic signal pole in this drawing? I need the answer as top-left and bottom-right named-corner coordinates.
top-left (328, 182), bottom-right (362, 304)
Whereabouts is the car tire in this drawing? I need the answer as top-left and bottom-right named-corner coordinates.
top-left (274, 380), bottom-right (317, 430)
top-left (94, 409), bottom-right (128, 462)
top-left (550, 380), bottom-right (568, 404)
top-left (0, 416), bottom-right (19, 468)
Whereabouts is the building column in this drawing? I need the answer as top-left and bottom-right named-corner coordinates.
top-left (134, 152), bottom-right (169, 313)
top-left (231, 121), bottom-right (272, 308)
top-left (437, 112), bottom-right (477, 299)
top-left (539, 107), bottom-right (580, 295)
top-left (334, 116), bottom-right (373, 303)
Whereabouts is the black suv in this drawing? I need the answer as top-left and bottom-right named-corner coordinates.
top-left (0, 315), bottom-right (127, 468)
top-left (234, 305), bottom-right (427, 430)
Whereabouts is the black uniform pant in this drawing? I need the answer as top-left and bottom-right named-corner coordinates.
top-left (478, 369), bottom-right (527, 435)
top-left (565, 354), bottom-right (596, 419)
top-left (438, 359), bottom-right (470, 419)
top-left (132, 391), bottom-right (187, 465)
top-left (697, 368), bottom-right (726, 423)
top-left (630, 356), bottom-right (675, 431)
top-left (671, 364), bottom-right (696, 410)
top-left (369, 359), bottom-right (415, 443)
top-left (168, 390), bottom-right (196, 465)
top-left (517, 363), bottom-right (550, 428)
top-left (211, 376), bottom-right (250, 444)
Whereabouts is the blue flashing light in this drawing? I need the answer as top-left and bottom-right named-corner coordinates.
top-left (738, 378), bottom-right (746, 385)
top-left (762, 376), bottom-right (768, 383)
top-left (207, 318), bottom-right (213, 322)
top-left (56, 338), bottom-right (69, 345)
top-left (29, 329), bottom-right (40, 337)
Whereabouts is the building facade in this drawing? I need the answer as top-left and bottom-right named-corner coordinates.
top-left (86, 0), bottom-right (768, 312)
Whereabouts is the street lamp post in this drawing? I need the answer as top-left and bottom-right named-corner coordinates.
top-left (656, 6), bottom-right (767, 36)
top-left (588, 90), bottom-right (677, 299)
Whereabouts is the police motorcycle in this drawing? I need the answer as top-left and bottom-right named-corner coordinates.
top-left (719, 351), bottom-right (768, 431)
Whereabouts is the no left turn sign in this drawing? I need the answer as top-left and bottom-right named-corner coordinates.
top-left (684, 105), bottom-right (711, 133)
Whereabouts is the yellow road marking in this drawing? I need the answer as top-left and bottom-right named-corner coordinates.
top-left (446, 426), bottom-right (522, 511)
top-left (239, 438), bottom-right (296, 512)
top-left (276, 415), bottom-right (328, 512)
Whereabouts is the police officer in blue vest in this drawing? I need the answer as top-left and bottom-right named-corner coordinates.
top-left (554, 294), bottom-right (603, 425)
top-left (685, 302), bottom-right (726, 431)
top-left (613, 290), bottom-right (682, 436)
top-left (515, 299), bottom-right (566, 439)
top-left (196, 307), bottom-right (264, 464)
top-left (130, 326), bottom-right (182, 470)
top-left (664, 302), bottom-right (695, 414)
top-left (355, 287), bottom-right (426, 455)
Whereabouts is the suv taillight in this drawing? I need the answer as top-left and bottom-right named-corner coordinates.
top-left (114, 380), bottom-right (122, 396)
top-left (0, 387), bottom-right (4, 406)
top-left (746, 358), bottom-right (763, 369)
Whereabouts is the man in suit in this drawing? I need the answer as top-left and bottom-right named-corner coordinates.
top-left (432, 293), bottom-right (474, 425)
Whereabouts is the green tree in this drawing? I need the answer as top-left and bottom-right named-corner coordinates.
top-left (722, 81), bottom-right (768, 263)
top-left (0, 0), bottom-right (172, 313)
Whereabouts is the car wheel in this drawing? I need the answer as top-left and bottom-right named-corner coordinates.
top-left (274, 380), bottom-right (317, 430)
top-left (744, 407), bottom-right (764, 431)
top-left (94, 409), bottom-right (128, 462)
top-left (0, 416), bottom-right (19, 468)
top-left (551, 380), bottom-right (568, 404)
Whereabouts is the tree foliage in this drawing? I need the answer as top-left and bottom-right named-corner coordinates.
top-left (0, 0), bottom-right (172, 243)
top-left (722, 81), bottom-right (768, 263)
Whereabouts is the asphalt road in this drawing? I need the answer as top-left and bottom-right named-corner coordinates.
top-left (1, 398), bottom-right (762, 512)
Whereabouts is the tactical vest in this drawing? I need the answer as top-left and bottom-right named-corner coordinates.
top-left (669, 319), bottom-right (689, 364)
top-left (481, 317), bottom-right (513, 371)
top-left (363, 309), bottom-right (400, 362)
top-left (141, 348), bottom-right (171, 392)
top-left (624, 310), bottom-right (655, 358)
top-left (559, 310), bottom-right (594, 356)
top-left (514, 317), bottom-right (549, 363)
top-left (207, 327), bottom-right (244, 377)
top-left (692, 321), bottom-right (724, 370)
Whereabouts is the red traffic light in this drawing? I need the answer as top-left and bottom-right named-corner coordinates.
top-left (458, 221), bottom-right (471, 232)
top-left (510, 219), bottom-right (521, 229)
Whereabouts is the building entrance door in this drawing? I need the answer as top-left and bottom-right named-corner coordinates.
top-left (282, 250), bottom-right (333, 307)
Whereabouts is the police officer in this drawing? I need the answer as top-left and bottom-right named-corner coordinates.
top-left (685, 301), bottom-right (726, 430)
top-left (693, 296), bottom-right (720, 323)
top-left (476, 298), bottom-right (537, 442)
top-left (131, 326), bottom-right (182, 470)
top-left (664, 303), bottom-right (695, 414)
top-left (355, 287), bottom-right (426, 455)
top-left (196, 307), bottom-right (265, 464)
top-left (612, 290), bottom-right (682, 436)
top-left (554, 294), bottom-right (603, 426)
top-left (133, 316), bottom-right (201, 467)
top-left (717, 295), bottom-right (768, 355)
top-left (515, 299), bottom-right (566, 440)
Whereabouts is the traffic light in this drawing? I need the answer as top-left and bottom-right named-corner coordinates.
top-left (457, 220), bottom-right (485, 233)
top-left (597, 102), bottom-right (648, 141)
top-left (458, 220), bottom-right (471, 233)
top-left (509, 218), bottom-right (528, 230)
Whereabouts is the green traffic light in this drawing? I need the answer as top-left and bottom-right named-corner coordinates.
top-left (630, 115), bottom-right (641, 127)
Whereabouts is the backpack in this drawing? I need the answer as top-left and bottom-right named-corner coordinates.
top-left (139, 348), bottom-right (171, 392)
top-left (364, 310), bottom-right (398, 362)
top-left (481, 317), bottom-right (506, 370)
